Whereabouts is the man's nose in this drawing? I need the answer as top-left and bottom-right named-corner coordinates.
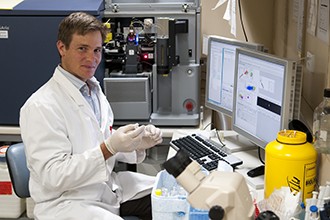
top-left (86, 51), bottom-right (99, 61)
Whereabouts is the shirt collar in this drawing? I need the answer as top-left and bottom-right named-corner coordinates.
top-left (56, 65), bottom-right (99, 91)
top-left (57, 65), bottom-right (85, 90)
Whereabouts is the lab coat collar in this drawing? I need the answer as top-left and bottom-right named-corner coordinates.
top-left (53, 68), bottom-right (92, 107)
top-left (56, 65), bottom-right (101, 98)
top-left (57, 65), bottom-right (86, 91)
top-left (52, 68), bottom-right (109, 131)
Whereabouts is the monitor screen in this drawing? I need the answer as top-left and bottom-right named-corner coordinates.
top-left (205, 36), bottom-right (264, 116)
top-left (232, 48), bottom-right (297, 149)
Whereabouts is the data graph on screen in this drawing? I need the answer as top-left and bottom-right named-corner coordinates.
top-left (232, 48), bottom-right (298, 149)
top-left (205, 35), bottom-right (264, 117)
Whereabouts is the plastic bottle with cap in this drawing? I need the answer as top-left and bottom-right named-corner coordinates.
top-left (264, 130), bottom-right (317, 203)
top-left (309, 205), bottom-right (319, 220)
top-left (313, 88), bottom-right (330, 154)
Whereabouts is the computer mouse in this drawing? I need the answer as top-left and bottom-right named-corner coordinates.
top-left (247, 165), bottom-right (264, 177)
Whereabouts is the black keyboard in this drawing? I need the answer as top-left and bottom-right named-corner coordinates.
top-left (170, 134), bottom-right (243, 171)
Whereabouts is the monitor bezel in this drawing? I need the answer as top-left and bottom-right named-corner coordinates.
top-left (232, 48), bottom-right (296, 149)
top-left (205, 35), bottom-right (264, 117)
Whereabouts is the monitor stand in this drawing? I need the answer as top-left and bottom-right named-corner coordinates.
top-left (211, 130), bottom-right (257, 153)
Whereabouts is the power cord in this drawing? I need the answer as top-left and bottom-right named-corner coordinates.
top-left (202, 122), bottom-right (226, 147)
top-left (202, 121), bottom-right (265, 163)
top-left (258, 147), bottom-right (265, 165)
top-left (238, 0), bottom-right (248, 42)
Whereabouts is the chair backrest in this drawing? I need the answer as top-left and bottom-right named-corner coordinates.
top-left (5, 142), bottom-right (30, 198)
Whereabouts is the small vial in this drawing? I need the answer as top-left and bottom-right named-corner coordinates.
top-left (154, 188), bottom-right (162, 196)
top-left (309, 205), bottom-right (319, 220)
top-left (312, 191), bottom-right (319, 206)
top-left (178, 187), bottom-right (187, 197)
top-left (317, 186), bottom-right (325, 209)
top-left (161, 187), bottom-right (169, 197)
top-left (170, 186), bottom-right (179, 197)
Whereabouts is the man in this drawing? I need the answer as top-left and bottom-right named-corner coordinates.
top-left (20, 12), bottom-right (162, 220)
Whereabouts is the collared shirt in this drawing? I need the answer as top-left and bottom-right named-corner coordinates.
top-left (57, 65), bottom-right (101, 126)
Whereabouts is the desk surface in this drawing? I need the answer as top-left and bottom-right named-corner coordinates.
top-left (0, 126), bottom-right (22, 142)
top-left (0, 126), bottom-right (20, 134)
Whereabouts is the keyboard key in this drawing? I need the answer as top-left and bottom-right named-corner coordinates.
top-left (170, 134), bottom-right (243, 171)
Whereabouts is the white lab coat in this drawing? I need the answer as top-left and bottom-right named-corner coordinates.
top-left (19, 68), bottom-right (155, 220)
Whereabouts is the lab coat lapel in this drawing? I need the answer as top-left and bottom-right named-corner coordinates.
top-left (52, 69), bottom-right (100, 130)
top-left (88, 76), bottom-right (111, 131)
top-left (98, 88), bottom-right (113, 132)
top-left (53, 69), bottom-right (87, 106)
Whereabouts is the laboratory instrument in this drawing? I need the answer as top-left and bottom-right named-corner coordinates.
top-left (0, 0), bottom-right (105, 126)
top-left (255, 210), bottom-right (279, 220)
top-left (163, 149), bottom-right (255, 220)
top-left (0, 0), bottom-right (201, 128)
top-left (103, 0), bottom-right (201, 126)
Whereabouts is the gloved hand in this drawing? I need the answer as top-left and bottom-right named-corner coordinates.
top-left (105, 124), bottom-right (145, 155)
top-left (136, 124), bottom-right (163, 150)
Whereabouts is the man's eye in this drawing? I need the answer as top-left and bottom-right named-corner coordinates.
top-left (95, 48), bottom-right (102, 53)
top-left (78, 47), bottom-right (87, 51)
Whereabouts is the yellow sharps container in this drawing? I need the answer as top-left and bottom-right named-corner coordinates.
top-left (264, 130), bottom-right (317, 202)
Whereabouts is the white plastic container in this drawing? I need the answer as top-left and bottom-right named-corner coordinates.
top-left (152, 170), bottom-right (190, 220)
top-left (0, 145), bottom-right (26, 218)
top-left (152, 170), bottom-right (208, 220)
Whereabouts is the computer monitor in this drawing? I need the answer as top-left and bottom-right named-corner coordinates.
top-left (232, 48), bottom-right (298, 149)
top-left (205, 35), bottom-right (264, 116)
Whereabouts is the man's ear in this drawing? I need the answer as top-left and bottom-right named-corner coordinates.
top-left (57, 40), bottom-right (66, 57)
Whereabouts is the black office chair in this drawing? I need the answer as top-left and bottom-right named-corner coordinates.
top-left (5, 143), bottom-right (139, 220)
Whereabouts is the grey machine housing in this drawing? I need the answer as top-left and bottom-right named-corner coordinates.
top-left (103, 0), bottom-right (201, 126)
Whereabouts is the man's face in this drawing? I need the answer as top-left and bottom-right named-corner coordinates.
top-left (57, 31), bottom-right (103, 82)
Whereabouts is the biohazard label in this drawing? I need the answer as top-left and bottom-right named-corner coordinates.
top-left (285, 161), bottom-right (317, 202)
top-left (0, 181), bottom-right (12, 195)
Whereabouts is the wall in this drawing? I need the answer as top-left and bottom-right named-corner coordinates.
top-left (201, 0), bottom-right (274, 52)
top-left (272, 0), bottom-right (329, 129)
top-left (201, 0), bottom-right (330, 130)
top-left (200, 0), bottom-right (274, 130)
